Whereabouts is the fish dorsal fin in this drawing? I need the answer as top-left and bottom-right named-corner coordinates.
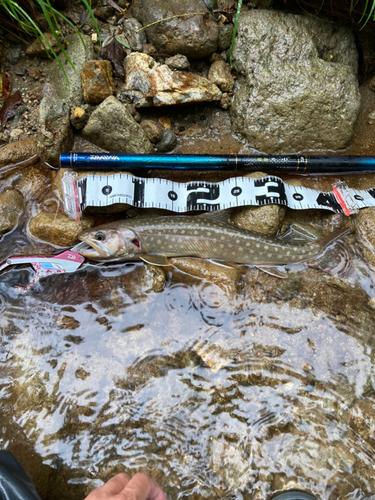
top-left (256, 265), bottom-right (288, 279)
top-left (278, 223), bottom-right (321, 243)
top-left (198, 209), bottom-right (233, 225)
top-left (140, 254), bottom-right (170, 266)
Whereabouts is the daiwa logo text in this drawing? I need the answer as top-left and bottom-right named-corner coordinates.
top-left (89, 155), bottom-right (120, 160)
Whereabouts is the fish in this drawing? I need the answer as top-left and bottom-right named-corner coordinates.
top-left (77, 214), bottom-right (350, 276)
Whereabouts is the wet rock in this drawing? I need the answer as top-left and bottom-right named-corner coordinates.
top-left (0, 138), bottom-right (38, 169)
top-left (81, 96), bottom-right (154, 153)
top-left (165, 54), bottom-right (190, 70)
top-left (25, 33), bottom-right (61, 58)
top-left (0, 189), bottom-right (24, 234)
top-left (218, 24), bottom-right (233, 51)
top-left (37, 97), bottom-right (74, 167)
top-left (208, 59), bottom-right (234, 92)
top-left (210, 439), bottom-right (253, 491)
top-left (369, 75), bottom-right (375, 92)
top-left (123, 18), bottom-right (146, 52)
top-left (367, 110), bottom-right (375, 125)
top-left (170, 257), bottom-right (240, 295)
top-left (6, 46), bottom-right (22, 65)
top-left (14, 65), bottom-right (25, 76)
top-left (159, 116), bottom-right (171, 128)
top-left (9, 128), bottom-right (23, 140)
top-left (231, 10), bottom-right (361, 153)
top-left (28, 212), bottom-right (94, 246)
top-left (81, 60), bottom-right (114, 104)
top-left (50, 33), bottom-right (94, 105)
top-left (230, 172), bottom-right (285, 235)
top-left (354, 207), bottom-right (375, 269)
top-left (70, 106), bottom-right (89, 129)
top-left (140, 120), bottom-right (162, 143)
top-left (13, 165), bottom-right (52, 201)
top-left (131, 0), bottom-right (218, 59)
top-left (155, 128), bottom-right (177, 151)
top-left (139, 264), bottom-right (166, 293)
top-left (220, 92), bottom-right (231, 109)
top-left (122, 52), bottom-right (221, 107)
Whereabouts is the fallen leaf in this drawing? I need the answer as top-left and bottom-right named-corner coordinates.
top-left (0, 73), bottom-right (11, 99)
top-left (0, 91), bottom-right (23, 128)
top-left (100, 37), bottom-right (125, 78)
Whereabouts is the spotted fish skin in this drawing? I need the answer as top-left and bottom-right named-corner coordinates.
top-left (78, 215), bottom-right (327, 265)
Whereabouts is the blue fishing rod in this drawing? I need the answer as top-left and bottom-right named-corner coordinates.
top-left (60, 153), bottom-right (375, 173)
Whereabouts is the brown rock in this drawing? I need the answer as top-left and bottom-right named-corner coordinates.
top-left (25, 33), bottom-right (61, 58)
top-left (122, 53), bottom-right (221, 107)
top-left (81, 60), bottom-right (114, 104)
top-left (0, 189), bottom-right (24, 234)
top-left (28, 211), bottom-right (94, 246)
top-left (208, 60), bottom-right (234, 92)
top-left (70, 106), bottom-right (89, 129)
top-left (159, 116), bottom-right (171, 129)
top-left (0, 138), bottom-right (38, 169)
top-left (355, 207), bottom-right (375, 269)
top-left (140, 120), bottom-right (162, 143)
top-left (230, 172), bottom-right (285, 235)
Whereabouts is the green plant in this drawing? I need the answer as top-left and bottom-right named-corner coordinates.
top-left (0, 0), bottom-right (101, 82)
top-left (359, 0), bottom-right (375, 26)
top-left (229, 0), bottom-right (242, 67)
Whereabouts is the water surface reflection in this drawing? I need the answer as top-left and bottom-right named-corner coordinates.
top-left (0, 258), bottom-right (375, 500)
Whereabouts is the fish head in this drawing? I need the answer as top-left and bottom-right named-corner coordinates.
top-left (78, 224), bottom-right (142, 261)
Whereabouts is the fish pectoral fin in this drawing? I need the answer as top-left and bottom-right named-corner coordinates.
top-left (256, 265), bottom-right (288, 279)
top-left (140, 254), bottom-right (171, 266)
top-left (209, 259), bottom-right (240, 270)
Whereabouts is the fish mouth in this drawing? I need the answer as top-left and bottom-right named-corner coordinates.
top-left (76, 237), bottom-right (112, 259)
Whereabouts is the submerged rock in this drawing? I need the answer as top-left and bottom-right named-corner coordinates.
top-left (122, 52), bottom-right (222, 107)
top-left (0, 189), bottom-right (24, 234)
top-left (354, 207), bottom-right (375, 269)
top-left (81, 96), bottom-right (154, 153)
top-left (0, 138), bottom-right (38, 169)
top-left (139, 264), bottom-right (166, 293)
top-left (230, 10), bottom-right (361, 153)
top-left (37, 97), bottom-right (74, 167)
top-left (81, 60), bottom-right (114, 104)
top-left (28, 212), bottom-right (94, 246)
top-left (49, 33), bottom-right (94, 105)
top-left (131, 0), bottom-right (218, 59)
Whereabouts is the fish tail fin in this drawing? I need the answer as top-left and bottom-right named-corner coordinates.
top-left (309, 227), bottom-right (354, 277)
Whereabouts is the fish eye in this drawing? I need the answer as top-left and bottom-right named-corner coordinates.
top-left (95, 231), bottom-right (106, 241)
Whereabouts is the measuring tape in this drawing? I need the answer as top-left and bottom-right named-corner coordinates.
top-left (61, 172), bottom-right (375, 220)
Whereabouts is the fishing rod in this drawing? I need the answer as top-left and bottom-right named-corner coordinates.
top-left (60, 153), bottom-right (375, 173)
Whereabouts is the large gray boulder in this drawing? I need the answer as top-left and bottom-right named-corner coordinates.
top-left (49, 33), bottom-right (94, 105)
top-left (131, 0), bottom-right (218, 59)
top-left (230, 10), bottom-right (361, 153)
top-left (81, 96), bottom-right (154, 153)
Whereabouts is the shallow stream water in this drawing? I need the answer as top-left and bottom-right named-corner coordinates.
top-left (1, 86), bottom-right (375, 500)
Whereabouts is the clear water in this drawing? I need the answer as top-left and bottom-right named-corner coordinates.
top-left (1, 218), bottom-right (375, 500)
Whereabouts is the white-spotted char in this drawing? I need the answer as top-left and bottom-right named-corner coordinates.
top-left (78, 215), bottom-right (349, 269)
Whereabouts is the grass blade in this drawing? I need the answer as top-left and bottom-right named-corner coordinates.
top-left (229, 0), bottom-right (242, 67)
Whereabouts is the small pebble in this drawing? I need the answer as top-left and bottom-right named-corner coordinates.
top-left (155, 128), bottom-right (177, 152)
top-left (14, 65), bottom-right (25, 76)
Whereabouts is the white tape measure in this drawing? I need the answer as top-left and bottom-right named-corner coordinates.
top-left (61, 172), bottom-right (375, 221)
